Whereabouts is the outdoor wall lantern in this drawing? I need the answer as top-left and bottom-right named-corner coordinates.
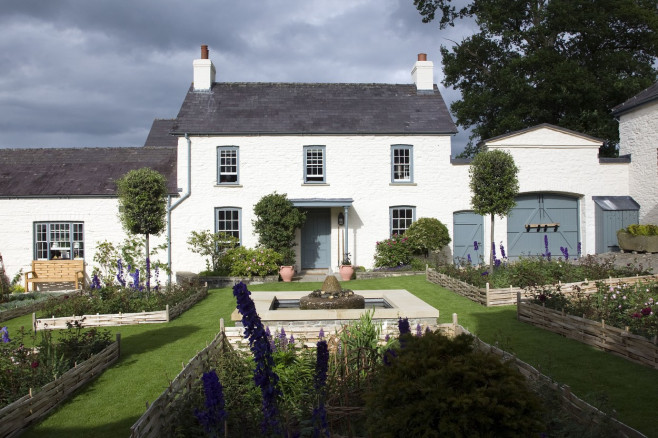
top-left (337, 212), bottom-right (344, 226)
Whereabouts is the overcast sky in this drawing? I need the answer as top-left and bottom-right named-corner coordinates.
top-left (0, 0), bottom-right (476, 155)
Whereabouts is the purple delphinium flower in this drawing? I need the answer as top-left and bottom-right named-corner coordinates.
top-left (289, 334), bottom-right (294, 345)
top-left (153, 267), bottom-right (160, 291)
top-left (398, 317), bottom-right (410, 336)
top-left (577, 241), bottom-right (582, 257)
top-left (232, 282), bottom-right (281, 435)
top-left (318, 328), bottom-right (325, 340)
top-left (415, 323), bottom-right (422, 337)
top-left (130, 269), bottom-right (140, 290)
top-left (278, 328), bottom-right (288, 351)
top-left (1, 326), bottom-right (10, 343)
top-left (543, 235), bottom-right (551, 261)
top-left (312, 340), bottom-right (330, 437)
top-left (194, 369), bottom-right (227, 436)
top-left (473, 241), bottom-right (479, 251)
top-left (116, 259), bottom-right (126, 287)
top-left (560, 246), bottom-right (569, 260)
top-left (145, 257), bottom-right (151, 291)
top-left (90, 274), bottom-right (102, 290)
top-left (500, 242), bottom-right (506, 259)
top-left (467, 253), bottom-right (472, 264)
top-left (383, 348), bottom-right (398, 366)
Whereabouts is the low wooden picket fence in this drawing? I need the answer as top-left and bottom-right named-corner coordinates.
top-left (0, 334), bottom-right (121, 438)
top-left (426, 267), bottom-right (658, 307)
top-left (32, 287), bottom-right (208, 331)
top-left (130, 315), bottom-right (644, 438)
top-left (517, 293), bottom-right (658, 370)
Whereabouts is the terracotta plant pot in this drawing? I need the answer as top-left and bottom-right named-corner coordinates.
top-left (339, 265), bottom-right (354, 281)
top-left (279, 265), bottom-right (295, 282)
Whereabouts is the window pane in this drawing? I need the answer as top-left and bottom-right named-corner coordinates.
top-left (217, 208), bottom-right (240, 240)
top-left (35, 222), bottom-right (84, 260)
top-left (305, 147), bottom-right (324, 182)
top-left (392, 147), bottom-right (411, 182)
top-left (391, 208), bottom-right (414, 236)
top-left (219, 148), bottom-right (238, 183)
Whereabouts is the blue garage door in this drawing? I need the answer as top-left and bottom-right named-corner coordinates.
top-left (301, 209), bottom-right (331, 269)
top-left (453, 211), bottom-right (484, 264)
top-left (507, 194), bottom-right (579, 259)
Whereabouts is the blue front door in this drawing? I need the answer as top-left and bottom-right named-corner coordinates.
top-left (301, 209), bottom-right (331, 269)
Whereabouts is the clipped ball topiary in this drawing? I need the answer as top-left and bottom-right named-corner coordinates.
top-left (404, 217), bottom-right (451, 256)
top-left (365, 332), bottom-right (543, 437)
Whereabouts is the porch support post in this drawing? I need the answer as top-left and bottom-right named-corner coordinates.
top-left (343, 206), bottom-right (349, 262)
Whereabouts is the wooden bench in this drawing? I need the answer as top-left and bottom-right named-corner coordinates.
top-left (25, 260), bottom-right (85, 292)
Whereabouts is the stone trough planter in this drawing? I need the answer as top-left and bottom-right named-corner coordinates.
top-left (617, 230), bottom-right (658, 253)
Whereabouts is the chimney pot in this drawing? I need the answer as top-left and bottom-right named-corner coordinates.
top-left (418, 53), bottom-right (427, 61)
top-left (201, 45), bottom-right (209, 60)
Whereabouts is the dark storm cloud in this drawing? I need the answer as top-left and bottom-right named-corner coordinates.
top-left (0, 0), bottom-right (472, 152)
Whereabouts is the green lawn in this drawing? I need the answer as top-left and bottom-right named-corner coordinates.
top-left (4, 276), bottom-right (657, 437)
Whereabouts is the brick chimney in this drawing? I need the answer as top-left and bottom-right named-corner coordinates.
top-left (193, 44), bottom-right (216, 91)
top-left (412, 53), bottom-right (434, 92)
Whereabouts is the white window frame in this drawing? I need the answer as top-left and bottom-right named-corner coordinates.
top-left (34, 222), bottom-right (84, 260)
top-left (215, 207), bottom-right (241, 243)
top-left (390, 206), bottom-right (415, 236)
top-left (391, 145), bottom-right (413, 183)
top-left (217, 146), bottom-right (239, 184)
top-left (304, 145), bottom-right (326, 183)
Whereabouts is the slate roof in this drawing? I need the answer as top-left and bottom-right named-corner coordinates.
top-left (171, 82), bottom-right (457, 135)
top-left (611, 82), bottom-right (658, 116)
top-left (0, 147), bottom-right (177, 197)
top-left (144, 119), bottom-right (178, 147)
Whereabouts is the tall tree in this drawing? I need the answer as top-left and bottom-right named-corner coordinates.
top-left (414, 0), bottom-right (658, 157)
top-left (116, 168), bottom-right (168, 289)
top-left (469, 149), bottom-right (519, 270)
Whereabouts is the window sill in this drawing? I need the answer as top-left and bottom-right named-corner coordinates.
top-left (302, 183), bottom-right (330, 186)
top-left (390, 182), bottom-right (417, 186)
top-left (215, 184), bottom-right (243, 188)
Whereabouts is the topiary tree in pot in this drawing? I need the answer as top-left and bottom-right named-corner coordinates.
top-left (252, 192), bottom-right (306, 281)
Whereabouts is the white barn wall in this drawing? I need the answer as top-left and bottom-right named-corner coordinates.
top-left (618, 101), bottom-right (658, 224)
top-left (485, 127), bottom-right (629, 259)
top-left (0, 197), bottom-right (168, 283)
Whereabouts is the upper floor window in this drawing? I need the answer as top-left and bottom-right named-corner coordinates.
top-left (390, 206), bottom-right (415, 236)
top-left (34, 222), bottom-right (84, 260)
top-left (304, 145), bottom-right (326, 183)
top-left (215, 207), bottom-right (241, 243)
top-left (217, 146), bottom-right (239, 184)
top-left (391, 145), bottom-right (413, 183)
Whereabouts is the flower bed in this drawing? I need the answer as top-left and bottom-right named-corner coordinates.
top-left (0, 323), bottom-right (118, 437)
top-left (0, 293), bottom-right (70, 323)
top-left (33, 286), bottom-right (207, 330)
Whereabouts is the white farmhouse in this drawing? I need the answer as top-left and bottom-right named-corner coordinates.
top-left (0, 46), bottom-right (652, 285)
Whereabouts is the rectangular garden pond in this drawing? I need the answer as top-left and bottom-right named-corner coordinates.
top-left (231, 289), bottom-right (439, 330)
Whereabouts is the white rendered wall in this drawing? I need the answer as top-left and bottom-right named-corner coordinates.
top-left (485, 126), bottom-right (629, 259)
top-left (170, 134), bottom-right (471, 274)
top-left (618, 101), bottom-right (658, 224)
top-left (0, 197), bottom-right (168, 284)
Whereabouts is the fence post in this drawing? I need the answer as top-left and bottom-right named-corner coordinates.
top-left (166, 304), bottom-right (170, 322)
top-left (486, 283), bottom-right (490, 307)
top-left (516, 292), bottom-right (521, 320)
top-left (32, 312), bottom-right (36, 333)
top-left (116, 333), bottom-right (121, 358)
top-left (452, 313), bottom-right (458, 335)
top-left (220, 317), bottom-right (225, 333)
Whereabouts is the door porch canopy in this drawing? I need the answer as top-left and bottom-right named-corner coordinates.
top-left (290, 198), bottom-right (354, 263)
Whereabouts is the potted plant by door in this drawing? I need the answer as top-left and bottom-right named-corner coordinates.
top-left (339, 253), bottom-right (354, 281)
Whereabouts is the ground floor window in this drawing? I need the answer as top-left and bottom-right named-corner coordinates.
top-left (215, 207), bottom-right (241, 242)
top-left (34, 222), bottom-right (84, 260)
top-left (390, 206), bottom-right (415, 236)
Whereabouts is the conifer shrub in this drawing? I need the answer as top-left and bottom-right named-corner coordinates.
top-left (365, 332), bottom-right (543, 437)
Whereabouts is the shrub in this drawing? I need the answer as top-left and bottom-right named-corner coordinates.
top-left (223, 246), bottom-right (282, 278)
top-left (404, 217), bottom-right (451, 256)
top-left (365, 332), bottom-right (543, 437)
top-left (374, 234), bottom-right (414, 268)
top-left (187, 231), bottom-right (239, 274)
top-left (252, 192), bottom-right (306, 265)
top-left (625, 224), bottom-right (658, 236)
